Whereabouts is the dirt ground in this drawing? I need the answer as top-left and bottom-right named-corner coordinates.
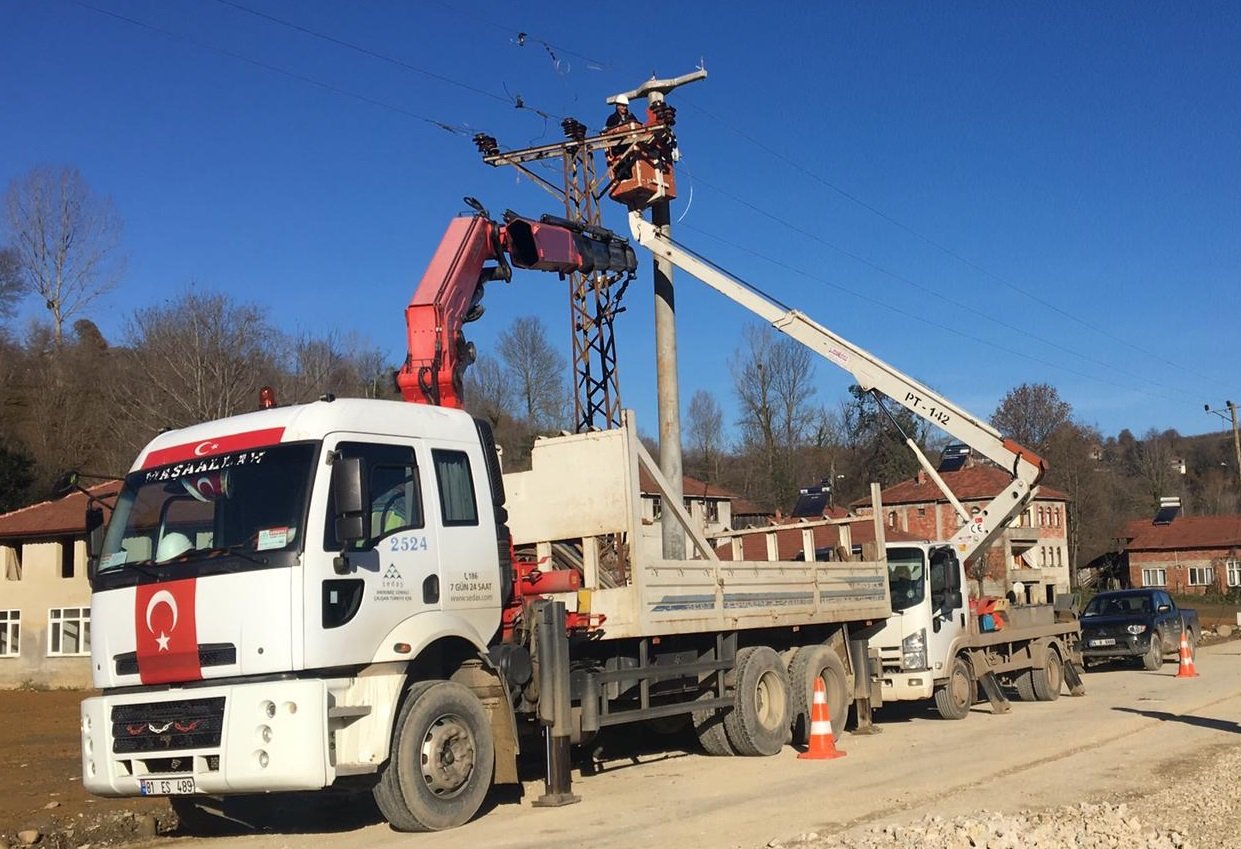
top-left (0, 689), bottom-right (173, 847)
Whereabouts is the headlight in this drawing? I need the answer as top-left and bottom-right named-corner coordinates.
top-left (1126, 624), bottom-right (1147, 635)
top-left (902, 628), bottom-right (928, 670)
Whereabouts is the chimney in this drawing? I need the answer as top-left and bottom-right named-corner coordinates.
top-left (916, 469), bottom-right (927, 485)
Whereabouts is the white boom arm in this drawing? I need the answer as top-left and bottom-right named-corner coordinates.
top-left (629, 212), bottom-right (1045, 564)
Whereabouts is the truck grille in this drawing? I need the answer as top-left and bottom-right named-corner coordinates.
top-left (111, 697), bottom-right (226, 754)
top-left (112, 644), bottom-right (237, 676)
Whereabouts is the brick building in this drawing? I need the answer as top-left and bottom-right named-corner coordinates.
top-left (853, 465), bottom-right (1071, 602)
top-left (1119, 513), bottom-right (1241, 595)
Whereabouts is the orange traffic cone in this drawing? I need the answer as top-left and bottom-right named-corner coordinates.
top-left (798, 676), bottom-right (846, 760)
top-left (1176, 624), bottom-right (1199, 678)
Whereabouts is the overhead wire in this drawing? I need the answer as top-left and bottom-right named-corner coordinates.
top-left (69, 0), bottom-right (470, 135)
top-left (684, 169), bottom-right (1200, 404)
top-left (681, 99), bottom-right (1212, 381)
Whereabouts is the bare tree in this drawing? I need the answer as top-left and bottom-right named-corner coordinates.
top-left (0, 248), bottom-right (22, 325)
top-left (990, 382), bottom-right (1071, 450)
top-left (115, 289), bottom-right (281, 433)
top-left (686, 389), bottom-right (725, 483)
top-left (497, 316), bottom-right (568, 430)
top-left (731, 324), bottom-right (817, 510)
top-left (3, 167), bottom-right (125, 347)
top-left (463, 354), bottom-right (516, 428)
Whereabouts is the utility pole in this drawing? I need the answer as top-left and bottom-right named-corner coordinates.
top-left (610, 68), bottom-right (707, 559)
top-left (1205, 401), bottom-right (1241, 491)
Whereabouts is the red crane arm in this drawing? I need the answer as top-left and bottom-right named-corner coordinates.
top-left (396, 203), bottom-right (637, 408)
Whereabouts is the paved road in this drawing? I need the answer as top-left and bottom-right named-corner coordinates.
top-left (179, 643), bottom-right (1241, 849)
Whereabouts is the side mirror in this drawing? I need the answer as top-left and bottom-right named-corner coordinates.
top-left (1156, 603), bottom-right (1171, 614)
top-left (50, 470), bottom-right (81, 501)
top-left (943, 589), bottom-right (963, 611)
top-left (331, 456), bottom-right (368, 546)
top-left (85, 506), bottom-right (105, 583)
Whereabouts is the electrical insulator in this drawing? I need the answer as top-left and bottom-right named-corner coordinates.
top-left (561, 118), bottom-right (587, 141)
top-left (473, 133), bottom-right (500, 157)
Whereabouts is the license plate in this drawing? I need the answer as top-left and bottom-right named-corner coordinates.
top-left (1088, 638), bottom-right (1116, 647)
top-left (140, 777), bottom-right (196, 796)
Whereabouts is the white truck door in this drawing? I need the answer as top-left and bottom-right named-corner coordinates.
top-left (302, 437), bottom-right (441, 670)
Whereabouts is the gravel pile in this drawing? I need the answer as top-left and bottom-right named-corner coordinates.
top-left (766, 740), bottom-right (1241, 849)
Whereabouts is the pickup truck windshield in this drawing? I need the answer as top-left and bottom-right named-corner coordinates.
top-left (1083, 594), bottom-right (1152, 616)
top-left (97, 443), bottom-right (316, 576)
top-left (887, 547), bottom-right (926, 612)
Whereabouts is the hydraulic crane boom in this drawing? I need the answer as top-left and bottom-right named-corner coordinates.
top-left (627, 211), bottom-right (1045, 564)
top-left (396, 199), bottom-right (636, 407)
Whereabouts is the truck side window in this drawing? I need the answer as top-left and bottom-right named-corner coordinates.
top-left (324, 442), bottom-right (422, 550)
top-left (433, 449), bottom-right (478, 527)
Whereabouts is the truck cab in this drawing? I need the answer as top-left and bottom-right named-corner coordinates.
top-left (81, 398), bottom-right (505, 798)
top-left (873, 544), bottom-right (966, 701)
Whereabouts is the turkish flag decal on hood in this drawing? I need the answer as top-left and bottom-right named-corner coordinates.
top-left (135, 579), bottom-right (202, 684)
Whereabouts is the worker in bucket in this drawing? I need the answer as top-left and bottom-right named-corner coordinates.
top-left (605, 94), bottom-right (640, 129)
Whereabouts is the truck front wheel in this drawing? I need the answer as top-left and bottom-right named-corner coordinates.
top-left (1142, 632), bottom-right (1164, 671)
top-left (934, 658), bottom-right (974, 720)
top-left (373, 680), bottom-right (494, 832)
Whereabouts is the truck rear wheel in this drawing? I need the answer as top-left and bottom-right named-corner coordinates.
top-left (1012, 670), bottom-right (1037, 702)
top-left (788, 645), bottom-right (848, 744)
top-left (373, 680), bottom-right (494, 832)
top-left (723, 646), bottom-right (791, 756)
top-left (1031, 648), bottom-right (1062, 701)
top-left (934, 658), bottom-right (973, 720)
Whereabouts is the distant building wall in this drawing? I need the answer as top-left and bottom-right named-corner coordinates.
top-left (1127, 548), bottom-right (1240, 596)
top-left (0, 539), bottom-right (93, 689)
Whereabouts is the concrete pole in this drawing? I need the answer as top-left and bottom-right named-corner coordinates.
top-left (652, 196), bottom-right (685, 560)
top-left (1229, 401), bottom-right (1241, 493)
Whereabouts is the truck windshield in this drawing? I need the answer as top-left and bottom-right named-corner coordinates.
top-left (97, 443), bottom-right (316, 577)
top-left (1083, 594), bottom-right (1151, 616)
top-left (887, 547), bottom-right (926, 612)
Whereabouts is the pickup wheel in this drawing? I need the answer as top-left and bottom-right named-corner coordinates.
top-left (934, 658), bottom-right (974, 720)
top-left (1142, 632), bottom-right (1164, 671)
top-left (1032, 648), bottom-right (1063, 701)
top-left (373, 680), bottom-right (493, 832)
top-left (788, 645), bottom-right (848, 744)
top-left (723, 646), bottom-right (791, 756)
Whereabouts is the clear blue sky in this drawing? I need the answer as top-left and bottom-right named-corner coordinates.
top-left (2, 1), bottom-right (1238, 442)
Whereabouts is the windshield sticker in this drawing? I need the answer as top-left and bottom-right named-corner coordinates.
top-left (100, 551), bottom-right (128, 568)
top-left (143, 451), bottom-right (267, 484)
top-left (257, 527), bottom-right (289, 551)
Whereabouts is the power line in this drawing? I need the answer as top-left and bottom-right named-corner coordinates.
top-left (678, 222), bottom-right (1187, 407)
top-left (70, 0), bottom-right (470, 135)
top-left (685, 170), bottom-right (1199, 405)
top-left (682, 99), bottom-right (1195, 375)
top-left (210, 0), bottom-right (564, 122)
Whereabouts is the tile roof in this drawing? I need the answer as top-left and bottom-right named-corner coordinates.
top-left (1119, 514), bottom-right (1241, 552)
top-left (0, 483), bottom-right (119, 539)
top-left (637, 468), bottom-right (739, 501)
top-left (856, 465), bottom-right (1068, 507)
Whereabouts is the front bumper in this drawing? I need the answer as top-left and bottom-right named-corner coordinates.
top-left (1080, 632), bottom-right (1153, 660)
top-left (879, 669), bottom-right (935, 701)
top-left (82, 679), bottom-right (330, 797)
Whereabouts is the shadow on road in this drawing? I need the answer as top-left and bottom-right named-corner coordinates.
top-left (1112, 706), bottom-right (1241, 734)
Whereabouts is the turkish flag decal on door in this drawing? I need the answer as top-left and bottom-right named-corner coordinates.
top-left (134, 579), bottom-right (202, 684)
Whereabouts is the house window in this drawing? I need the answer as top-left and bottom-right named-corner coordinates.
top-left (1227, 558), bottom-right (1241, 588)
top-left (1141, 568), bottom-right (1167, 587)
top-left (48, 607), bottom-right (91, 656)
top-left (1056, 548), bottom-right (1063, 567)
top-left (887, 510), bottom-right (898, 528)
top-left (0, 611), bottom-right (19, 657)
top-left (1053, 507), bottom-right (1061, 528)
top-left (2, 544), bottom-right (20, 581)
top-left (1188, 567), bottom-right (1214, 587)
top-left (706, 500), bottom-right (719, 523)
top-left (652, 497), bottom-right (662, 520)
top-left (60, 539), bottom-right (75, 579)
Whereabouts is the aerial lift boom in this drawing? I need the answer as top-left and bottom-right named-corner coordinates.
top-left (627, 211), bottom-right (1045, 564)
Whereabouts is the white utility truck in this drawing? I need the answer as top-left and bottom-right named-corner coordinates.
top-left (626, 213), bottom-right (1084, 722)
